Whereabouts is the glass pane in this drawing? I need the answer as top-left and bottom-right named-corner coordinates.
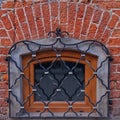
top-left (34, 60), bottom-right (85, 102)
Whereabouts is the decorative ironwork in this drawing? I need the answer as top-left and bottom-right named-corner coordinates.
top-left (7, 28), bottom-right (112, 118)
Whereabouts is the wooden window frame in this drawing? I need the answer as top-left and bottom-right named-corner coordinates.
top-left (22, 50), bottom-right (97, 113)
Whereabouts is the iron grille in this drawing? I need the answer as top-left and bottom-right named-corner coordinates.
top-left (7, 28), bottom-right (112, 118)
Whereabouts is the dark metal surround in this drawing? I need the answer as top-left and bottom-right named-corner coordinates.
top-left (7, 28), bottom-right (112, 118)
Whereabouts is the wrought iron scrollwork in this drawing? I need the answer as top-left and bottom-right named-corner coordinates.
top-left (7, 28), bottom-right (112, 118)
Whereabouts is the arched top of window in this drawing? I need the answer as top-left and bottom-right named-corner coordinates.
top-left (7, 28), bottom-right (112, 118)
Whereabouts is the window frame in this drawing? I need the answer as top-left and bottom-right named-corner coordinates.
top-left (22, 50), bottom-right (97, 113)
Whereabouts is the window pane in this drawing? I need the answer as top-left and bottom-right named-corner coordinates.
top-left (34, 60), bottom-right (85, 101)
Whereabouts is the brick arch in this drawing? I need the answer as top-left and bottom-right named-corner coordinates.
top-left (0, 1), bottom-right (119, 44)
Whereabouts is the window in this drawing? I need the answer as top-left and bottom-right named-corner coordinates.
top-left (22, 50), bottom-right (97, 113)
top-left (7, 28), bottom-right (112, 118)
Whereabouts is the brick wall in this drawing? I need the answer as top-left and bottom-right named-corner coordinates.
top-left (0, 0), bottom-right (120, 120)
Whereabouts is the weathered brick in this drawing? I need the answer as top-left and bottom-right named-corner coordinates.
top-left (60, 2), bottom-right (67, 24)
top-left (113, 56), bottom-right (120, 64)
top-left (109, 47), bottom-right (120, 55)
top-left (101, 29), bottom-right (111, 44)
top-left (0, 21), bottom-right (3, 28)
top-left (51, 18), bottom-right (59, 31)
top-left (0, 29), bottom-right (8, 37)
top-left (113, 10), bottom-right (120, 16)
top-left (111, 72), bottom-right (120, 81)
top-left (16, 8), bottom-right (26, 23)
top-left (108, 38), bottom-right (120, 47)
top-left (110, 80), bottom-right (116, 90)
top-left (42, 3), bottom-right (51, 33)
top-left (110, 90), bottom-right (120, 98)
top-left (0, 48), bottom-right (9, 55)
top-left (25, 6), bottom-right (38, 38)
top-left (108, 14), bottom-right (119, 29)
top-left (116, 81), bottom-right (120, 90)
top-left (87, 23), bottom-right (97, 39)
top-left (112, 29), bottom-right (120, 37)
top-left (15, 25), bottom-right (25, 41)
top-left (2, 74), bottom-right (8, 81)
top-left (77, 4), bottom-right (85, 18)
top-left (92, 9), bottom-right (102, 24)
top-left (117, 65), bottom-right (120, 72)
top-left (2, 1), bottom-right (14, 9)
top-left (74, 18), bottom-right (82, 38)
top-left (21, 23), bottom-right (30, 39)
top-left (0, 64), bottom-right (7, 72)
top-left (33, 3), bottom-right (41, 19)
top-left (68, 3), bottom-right (76, 33)
top-left (8, 29), bottom-right (15, 41)
top-left (51, 2), bottom-right (58, 17)
top-left (81, 6), bottom-right (94, 35)
top-left (36, 19), bottom-right (45, 37)
top-left (95, 11), bottom-right (110, 40)
top-left (1, 15), bottom-right (12, 30)
top-left (1, 38), bottom-right (12, 46)
top-left (0, 99), bottom-right (8, 107)
top-left (0, 91), bottom-right (8, 98)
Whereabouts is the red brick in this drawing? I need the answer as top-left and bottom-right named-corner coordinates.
top-left (77, 4), bottom-right (85, 18)
top-left (0, 91), bottom-right (8, 98)
top-left (2, 1), bottom-right (14, 9)
top-left (0, 64), bottom-right (7, 72)
top-left (51, 2), bottom-right (58, 17)
top-left (0, 29), bottom-right (8, 37)
top-left (0, 48), bottom-right (9, 55)
top-left (52, 18), bottom-right (59, 31)
top-left (112, 29), bottom-right (120, 37)
top-left (94, 2), bottom-right (120, 10)
top-left (117, 21), bottom-right (120, 28)
top-left (15, 25), bottom-right (24, 41)
top-left (1, 15), bottom-right (13, 30)
top-left (110, 90), bottom-right (120, 98)
top-left (3, 74), bottom-right (8, 81)
top-left (101, 29), bottom-right (111, 44)
top-left (0, 99), bottom-right (8, 107)
top-left (68, 3), bottom-right (76, 33)
top-left (95, 11), bottom-right (110, 40)
top-left (112, 100), bottom-right (120, 107)
top-left (16, 8), bottom-right (26, 23)
top-left (33, 3), bottom-right (41, 19)
top-left (109, 47), bottom-right (120, 55)
top-left (36, 19), bottom-right (45, 37)
top-left (108, 14), bottom-right (119, 29)
top-left (0, 10), bottom-right (7, 17)
top-left (74, 18), bottom-right (82, 38)
top-left (113, 56), bottom-right (120, 64)
top-left (8, 29), bottom-right (15, 41)
top-left (81, 6), bottom-right (94, 35)
top-left (93, 9), bottom-right (102, 24)
top-left (21, 23), bottom-right (30, 39)
top-left (111, 65), bottom-right (117, 73)
top-left (25, 6), bottom-right (38, 38)
top-left (117, 65), bottom-right (120, 72)
top-left (87, 23), bottom-right (97, 39)
top-left (0, 21), bottom-right (3, 28)
top-left (110, 80), bottom-right (116, 90)
top-left (42, 3), bottom-right (51, 33)
top-left (116, 81), bottom-right (120, 90)
top-left (1, 38), bottom-right (12, 46)
top-left (9, 11), bottom-right (15, 27)
top-left (113, 10), bottom-right (120, 16)
top-left (60, 2), bottom-right (67, 24)
top-left (0, 56), bottom-right (6, 63)
top-left (111, 72), bottom-right (120, 81)
top-left (108, 38), bottom-right (120, 47)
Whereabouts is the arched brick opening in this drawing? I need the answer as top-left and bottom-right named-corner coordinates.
top-left (0, 0), bottom-right (120, 119)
